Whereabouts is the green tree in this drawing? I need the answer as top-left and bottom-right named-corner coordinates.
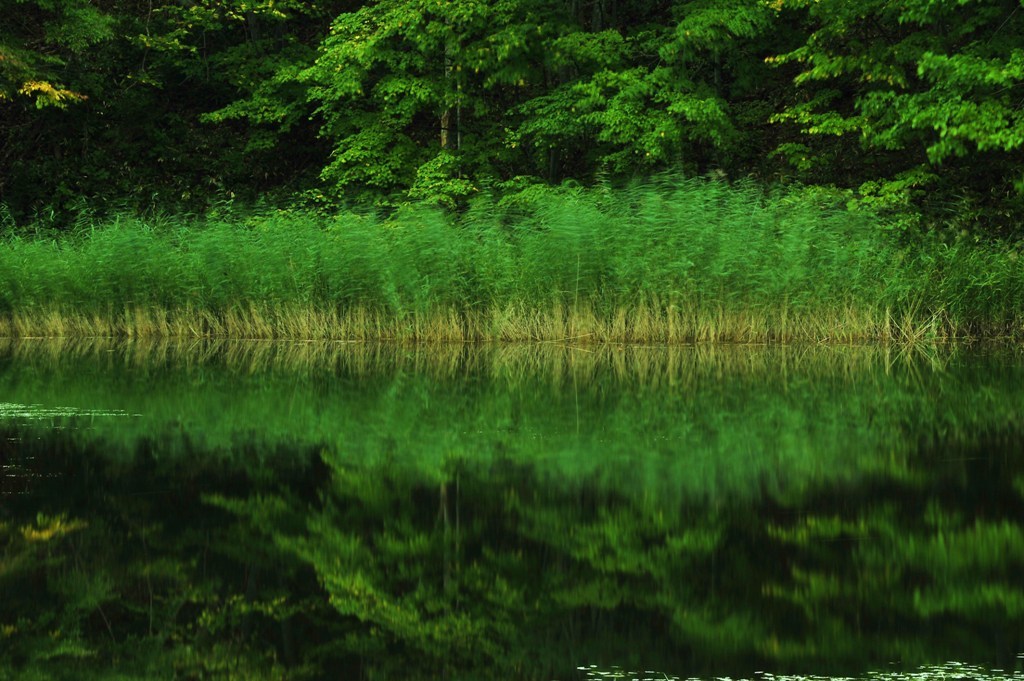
top-left (769, 0), bottom-right (1024, 232)
top-left (303, 0), bottom-right (785, 204)
top-left (143, 0), bottom-right (346, 195)
top-left (302, 0), bottom-right (543, 205)
top-left (0, 0), bottom-right (343, 222)
top-left (511, 0), bottom-right (780, 179)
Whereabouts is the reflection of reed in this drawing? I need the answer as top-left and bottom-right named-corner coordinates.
top-left (0, 336), bottom-right (971, 387)
top-left (2, 337), bottom-right (1021, 508)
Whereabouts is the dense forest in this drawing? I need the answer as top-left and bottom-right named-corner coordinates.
top-left (4, 0), bottom-right (1024, 234)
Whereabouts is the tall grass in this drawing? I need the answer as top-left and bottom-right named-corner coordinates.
top-left (1, 178), bottom-right (1021, 341)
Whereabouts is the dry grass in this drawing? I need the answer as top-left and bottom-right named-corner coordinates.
top-left (0, 300), bottom-right (988, 343)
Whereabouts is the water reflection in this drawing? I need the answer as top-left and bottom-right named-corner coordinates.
top-left (0, 339), bottom-right (1022, 679)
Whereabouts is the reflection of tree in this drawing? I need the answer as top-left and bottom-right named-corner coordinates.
top-left (1, 345), bottom-right (1024, 678)
top-left (0, 436), bottom-right (306, 679)
top-left (764, 445), bottom-right (1024, 669)
top-left (2, 428), bottom-right (1024, 679)
top-left (210, 436), bottom-right (1024, 678)
top-left (210, 457), bottom-right (745, 679)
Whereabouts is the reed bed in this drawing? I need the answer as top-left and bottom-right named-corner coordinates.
top-left (1, 178), bottom-right (1021, 341)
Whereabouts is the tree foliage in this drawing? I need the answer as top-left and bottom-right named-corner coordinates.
top-left (0, 0), bottom-right (114, 107)
top-left (769, 0), bottom-right (1024, 232)
top-left (2, 0), bottom-right (1024, 233)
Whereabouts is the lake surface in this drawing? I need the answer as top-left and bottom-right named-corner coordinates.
top-left (1, 339), bottom-right (1022, 680)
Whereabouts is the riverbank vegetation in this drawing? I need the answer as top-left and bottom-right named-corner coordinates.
top-left (2, 180), bottom-right (1022, 341)
top-left (3, 0), bottom-right (1024, 341)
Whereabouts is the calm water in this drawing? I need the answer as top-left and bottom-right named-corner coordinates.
top-left (1, 339), bottom-right (1022, 680)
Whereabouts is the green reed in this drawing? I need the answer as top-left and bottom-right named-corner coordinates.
top-left (1, 178), bottom-right (1021, 340)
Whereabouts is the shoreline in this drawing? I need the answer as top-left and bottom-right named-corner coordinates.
top-left (1, 303), bottom-right (1019, 343)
